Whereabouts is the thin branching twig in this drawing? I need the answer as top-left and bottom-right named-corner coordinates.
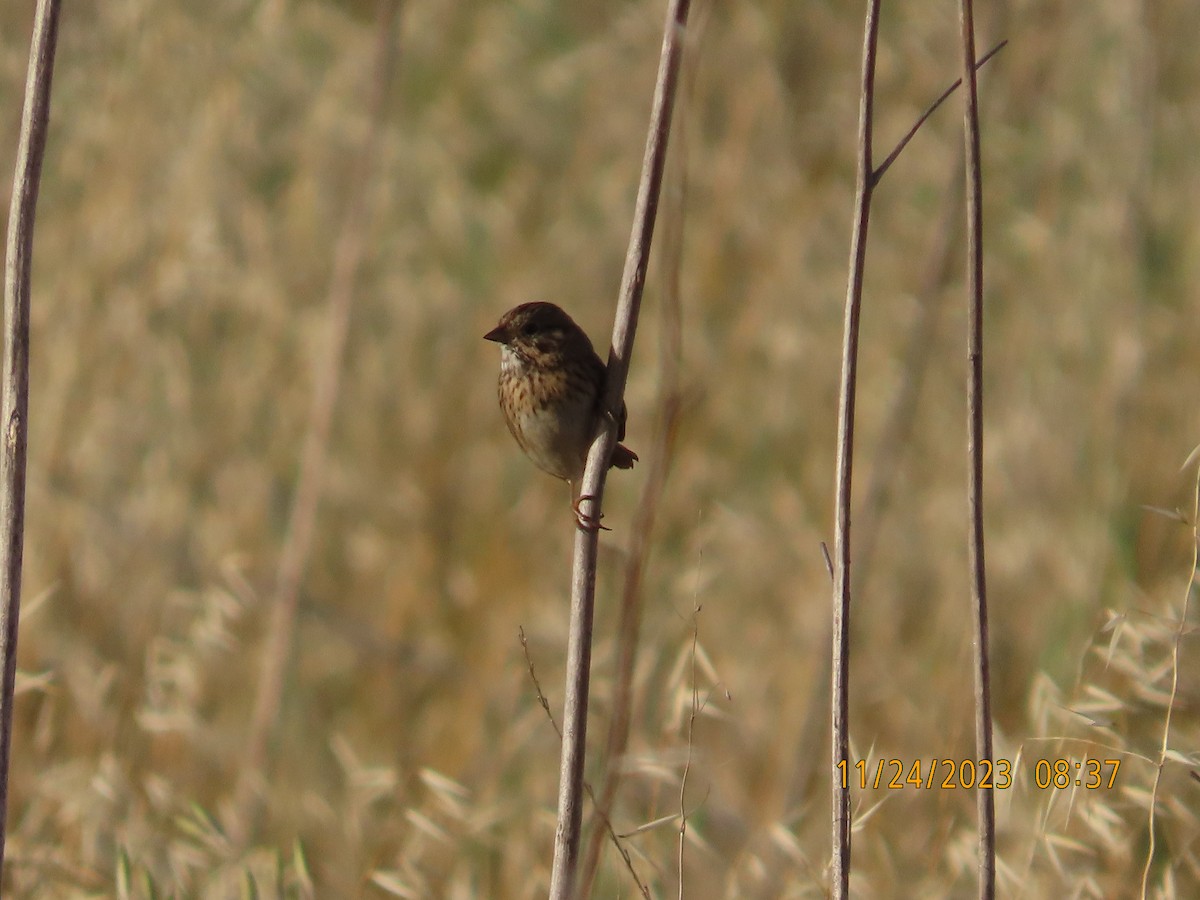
top-left (548, 1), bottom-right (693, 897)
top-left (519, 630), bottom-right (650, 899)
top-left (852, 40), bottom-right (1006, 591)
top-left (852, 41), bottom-right (1006, 587)
top-left (828, 11), bottom-right (1005, 892)
top-left (793, 163), bottom-right (960, 815)
top-left (957, 0), bottom-right (996, 895)
top-left (830, 2), bottom-right (882, 895)
top-left (872, 40), bottom-right (1006, 186)
top-left (794, 46), bottom-right (1008, 809)
top-left (233, 0), bottom-right (403, 842)
top-left (0, 0), bottom-right (63, 873)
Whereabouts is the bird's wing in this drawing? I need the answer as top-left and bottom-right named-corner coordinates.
top-left (594, 350), bottom-right (628, 442)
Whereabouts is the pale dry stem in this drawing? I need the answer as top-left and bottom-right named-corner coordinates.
top-left (0, 0), bottom-right (62, 871)
top-left (1140, 461), bottom-right (1200, 897)
top-left (957, 0), bottom-right (997, 894)
top-left (830, 2), bottom-right (881, 894)
top-left (550, 1), bottom-right (694, 896)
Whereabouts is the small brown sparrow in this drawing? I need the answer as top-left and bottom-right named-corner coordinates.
top-left (484, 302), bottom-right (637, 527)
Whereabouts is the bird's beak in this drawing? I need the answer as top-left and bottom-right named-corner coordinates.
top-left (483, 324), bottom-right (506, 343)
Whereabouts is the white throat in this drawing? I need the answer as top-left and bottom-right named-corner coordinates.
top-left (499, 344), bottom-right (524, 374)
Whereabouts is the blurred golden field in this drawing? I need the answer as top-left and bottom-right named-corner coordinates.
top-left (1, 0), bottom-right (1199, 896)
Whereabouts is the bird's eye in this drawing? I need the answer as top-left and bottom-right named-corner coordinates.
top-left (522, 321), bottom-right (539, 337)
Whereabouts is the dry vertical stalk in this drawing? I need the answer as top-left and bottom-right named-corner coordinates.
top-left (830, 1), bottom-right (882, 895)
top-left (793, 165), bottom-right (960, 815)
top-left (956, 0), bottom-right (996, 895)
top-left (793, 42), bottom-right (1005, 813)
top-left (576, 257), bottom-right (683, 900)
top-left (576, 10), bottom-right (695, 891)
top-left (548, 0), bottom-right (693, 896)
top-left (854, 38), bottom-right (1006, 588)
top-left (0, 0), bottom-right (63, 874)
top-left (233, 0), bottom-right (403, 841)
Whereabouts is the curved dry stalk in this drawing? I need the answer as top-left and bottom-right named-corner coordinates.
top-left (232, 0), bottom-right (403, 842)
top-left (1140, 461), bottom-right (1200, 897)
top-left (830, 2), bottom-right (882, 896)
top-left (548, 1), bottom-right (693, 896)
top-left (956, 0), bottom-right (996, 895)
top-left (0, 0), bottom-right (63, 873)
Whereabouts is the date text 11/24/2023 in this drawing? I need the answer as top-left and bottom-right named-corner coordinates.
top-left (836, 758), bottom-right (1122, 791)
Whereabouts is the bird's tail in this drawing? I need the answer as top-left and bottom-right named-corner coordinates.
top-left (610, 444), bottom-right (638, 470)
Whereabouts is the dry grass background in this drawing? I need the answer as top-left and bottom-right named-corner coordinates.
top-left (0, 0), bottom-right (1198, 896)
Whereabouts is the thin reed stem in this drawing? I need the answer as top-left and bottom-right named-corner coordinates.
top-left (549, 1), bottom-right (693, 896)
top-left (830, 1), bottom-right (881, 896)
top-left (957, 0), bottom-right (996, 895)
top-left (0, 0), bottom-right (62, 874)
top-left (576, 9), bottom-right (698, 888)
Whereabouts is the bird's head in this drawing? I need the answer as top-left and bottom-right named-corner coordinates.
top-left (484, 302), bottom-right (592, 366)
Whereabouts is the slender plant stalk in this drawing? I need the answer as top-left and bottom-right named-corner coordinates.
top-left (576, 151), bottom-right (686, 900)
top-left (575, 292), bottom-right (682, 900)
top-left (233, 0), bottom-right (402, 840)
top-left (854, 39), bottom-right (1004, 588)
top-left (548, 1), bottom-right (692, 896)
top-left (1140, 462), bottom-right (1200, 897)
top-left (830, 1), bottom-right (881, 896)
top-left (855, 38), bottom-right (1006, 585)
top-left (957, 0), bottom-right (996, 896)
top-left (793, 45), bottom-right (1004, 810)
top-left (794, 165), bottom-right (959, 815)
top-left (0, 0), bottom-right (63, 875)
top-left (576, 13), bottom-right (695, 888)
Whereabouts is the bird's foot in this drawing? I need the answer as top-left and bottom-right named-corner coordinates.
top-left (573, 494), bottom-right (610, 532)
